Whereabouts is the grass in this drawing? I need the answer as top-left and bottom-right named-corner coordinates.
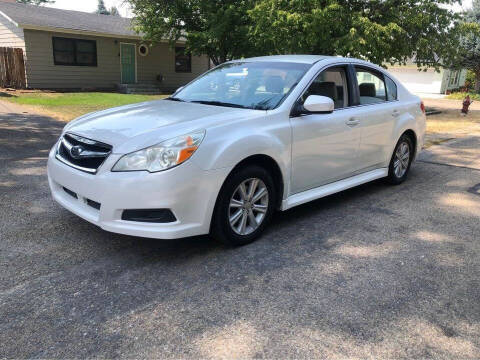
top-left (0, 90), bottom-right (168, 121)
top-left (446, 92), bottom-right (480, 101)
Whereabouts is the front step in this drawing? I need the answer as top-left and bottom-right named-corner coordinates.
top-left (117, 83), bottom-right (163, 95)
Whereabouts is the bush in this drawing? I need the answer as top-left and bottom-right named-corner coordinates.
top-left (465, 70), bottom-right (477, 92)
top-left (446, 91), bottom-right (480, 100)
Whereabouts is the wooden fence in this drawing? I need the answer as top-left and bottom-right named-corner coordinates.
top-left (0, 47), bottom-right (26, 89)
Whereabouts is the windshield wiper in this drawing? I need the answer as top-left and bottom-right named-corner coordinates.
top-left (165, 97), bottom-right (185, 102)
top-left (190, 100), bottom-right (248, 109)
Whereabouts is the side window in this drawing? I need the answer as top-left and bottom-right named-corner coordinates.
top-left (385, 76), bottom-right (398, 101)
top-left (355, 67), bottom-right (386, 105)
top-left (302, 67), bottom-right (348, 109)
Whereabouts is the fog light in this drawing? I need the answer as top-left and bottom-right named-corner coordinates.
top-left (121, 209), bottom-right (176, 223)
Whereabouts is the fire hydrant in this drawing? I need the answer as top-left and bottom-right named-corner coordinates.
top-left (462, 95), bottom-right (472, 115)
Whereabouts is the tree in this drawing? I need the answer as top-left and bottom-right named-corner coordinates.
top-left (248, 0), bottom-right (462, 69)
top-left (96, 0), bottom-right (110, 15)
top-left (454, 0), bottom-right (480, 92)
top-left (16, 0), bottom-right (54, 5)
top-left (109, 6), bottom-right (121, 16)
top-left (128, 0), bottom-right (462, 68)
top-left (128, 0), bottom-right (257, 65)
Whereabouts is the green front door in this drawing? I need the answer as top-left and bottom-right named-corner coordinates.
top-left (121, 43), bottom-right (136, 84)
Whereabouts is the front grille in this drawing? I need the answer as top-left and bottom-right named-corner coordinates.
top-left (56, 133), bottom-right (112, 174)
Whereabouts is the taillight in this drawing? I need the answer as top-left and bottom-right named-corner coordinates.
top-left (420, 101), bottom-right (426, 114)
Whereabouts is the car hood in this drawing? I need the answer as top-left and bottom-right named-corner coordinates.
top-left (63, 99), bottom-right (263, 153)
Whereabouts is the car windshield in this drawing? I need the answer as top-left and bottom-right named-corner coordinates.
top-left (169, 61), bottom-right (312, 110)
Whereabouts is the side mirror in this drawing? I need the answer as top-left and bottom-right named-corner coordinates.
top-left (303, 95), bottom-right (334, 114)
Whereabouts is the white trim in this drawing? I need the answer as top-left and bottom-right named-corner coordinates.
top-left (0, 10), bottom-right (19, 27)
top-left (21, 24), bottom-right (142, 40)
top-left (281, 168), bottom-right (388, 210)
top-left (120, 42), bottom-right (137, 84)
top-left (138, 43), bottom-right (149, 57)
top-left (18, 24), bottom-right (188, 43)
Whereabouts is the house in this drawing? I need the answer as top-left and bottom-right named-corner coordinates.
top-left (0, 1), bottom-right (210, 92)
top-left (387, 59), bottom-right (467, 96)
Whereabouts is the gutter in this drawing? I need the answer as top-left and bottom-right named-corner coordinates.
top-left (0, 12), bottom-right (187, 43)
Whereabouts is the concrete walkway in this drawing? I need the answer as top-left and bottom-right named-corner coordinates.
top-left (0, 99), bottom-right (31, 114)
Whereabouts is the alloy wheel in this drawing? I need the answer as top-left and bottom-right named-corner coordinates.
top-left (393, 141), bottom-right (410, 178)
top-left (229, 178), bottom-right (269, 235)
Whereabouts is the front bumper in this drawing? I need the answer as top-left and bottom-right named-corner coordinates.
top-left (47, 146), bottom-right (232, 239)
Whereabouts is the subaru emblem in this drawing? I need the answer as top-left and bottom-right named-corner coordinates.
top-left (70, 145), bottom-right (84, 159)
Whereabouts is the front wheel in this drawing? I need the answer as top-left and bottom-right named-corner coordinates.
top-left (210, 165), bottom-right (276, 246)
top-left (386, 134), bottom-right (413, 185)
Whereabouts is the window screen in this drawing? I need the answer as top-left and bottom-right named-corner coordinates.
top-left (355, 67), bottom-right (387, 105)
top-left (175, 47), bottom-right (192, 73)
top-left (52, 37), bottom-right (97, 66)
top-left (302, 67), bottom-right (348, 109)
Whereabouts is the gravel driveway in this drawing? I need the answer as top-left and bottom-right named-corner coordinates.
top-left (1, 103), bottom-right (479, 359)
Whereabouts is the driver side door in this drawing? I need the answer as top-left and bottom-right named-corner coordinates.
top-left (290, 66), bottom-right (362, 194)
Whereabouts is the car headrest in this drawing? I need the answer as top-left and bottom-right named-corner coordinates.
top-left (265, 76), bottom-right (285, 94)
top-left (359, 83), bottom-right (376, 97)
top-left (312, 81), bottom-right (337, 101)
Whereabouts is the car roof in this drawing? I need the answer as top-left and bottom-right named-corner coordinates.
top-left (230, 55), bottom-right (348, 64)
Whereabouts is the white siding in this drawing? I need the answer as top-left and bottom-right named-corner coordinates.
top-left (23, 29), bottom-right (209, 90)
top-left (0, 14), bottom-right (25, 49)
top-left (441, 69), bottom-right (468, 93)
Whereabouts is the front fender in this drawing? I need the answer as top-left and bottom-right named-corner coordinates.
top-left (192, 121), bottom-right (291, 194)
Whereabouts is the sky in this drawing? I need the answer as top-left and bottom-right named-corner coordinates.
top-left (47, 0), bottom-right (473, 19)
top-left (48, 0), bottom-right (133, 17)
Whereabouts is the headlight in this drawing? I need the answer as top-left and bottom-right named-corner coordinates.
top-left (112, 131), bottom-right (205, 172)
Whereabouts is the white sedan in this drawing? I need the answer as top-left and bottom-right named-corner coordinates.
top-left (47, 55), bottom-right (426, 245)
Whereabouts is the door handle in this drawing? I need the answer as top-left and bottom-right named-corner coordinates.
top-left (346, 117), bottom-right (360, 127)
top-left (392, 109), bottom-right (400, 117)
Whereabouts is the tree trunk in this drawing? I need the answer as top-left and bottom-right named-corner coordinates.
top-left (475, 70), bottom-right (480, 93)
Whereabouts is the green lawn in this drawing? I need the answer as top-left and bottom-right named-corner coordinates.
top-left (447, 92), bottom-right (480, 101)
top-left (0, 91), bottom-right (168, 121)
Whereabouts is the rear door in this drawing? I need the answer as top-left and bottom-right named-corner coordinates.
top-left (352, 66), bottom-right (396, 171)
top-left (290, 66), bottom-right (362, 194)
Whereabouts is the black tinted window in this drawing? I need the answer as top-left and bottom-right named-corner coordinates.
top-left (175, 47), bottom-right (191, 73)
top-left (52, 37), bottom-right (97, 66)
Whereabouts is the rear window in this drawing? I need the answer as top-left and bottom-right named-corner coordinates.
top-left (385, 76), bottom-right (398, 101)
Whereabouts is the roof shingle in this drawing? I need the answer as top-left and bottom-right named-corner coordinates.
top-left (0, 2), bottom-right (140, 38)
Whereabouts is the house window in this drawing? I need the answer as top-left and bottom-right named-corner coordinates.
top-left (449, 70), bottom-right (460, 86)
top-left (175, 47), bottom-right (191, 73)
top-left (52, 37), bottom-right (97, 66)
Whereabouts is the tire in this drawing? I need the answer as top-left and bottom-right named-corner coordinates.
top-left (210, 165), bottom-right (276, 246)
top-left (386, 134), bottom-right (414, 185)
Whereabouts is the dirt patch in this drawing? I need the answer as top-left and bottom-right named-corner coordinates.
top-left (423, 99), bottom-right (480, 148)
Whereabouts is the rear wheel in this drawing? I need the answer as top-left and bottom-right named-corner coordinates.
top-left (386, 134), bottom-right (413, 185)
top-left (210, 165), bottom-right (276, 246)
